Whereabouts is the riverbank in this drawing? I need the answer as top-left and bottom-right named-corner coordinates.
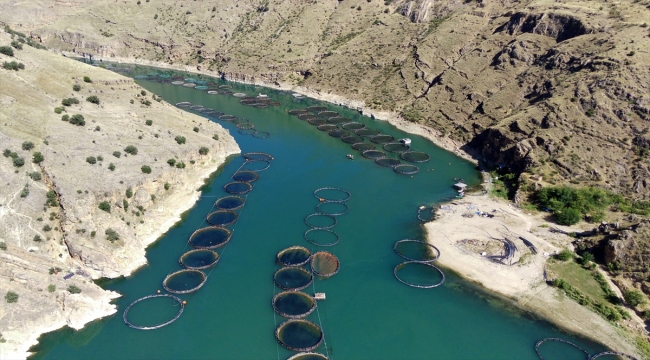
top-left (425, 193), bottom-right (642, 357)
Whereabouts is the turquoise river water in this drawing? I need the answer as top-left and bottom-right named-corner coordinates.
top-left (28, 66), bottom-right (606, 360)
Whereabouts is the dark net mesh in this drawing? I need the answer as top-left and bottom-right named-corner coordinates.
top-left (179, 249), bottom-right (219, 270)
top-left (362, 150), bottom-right (386, 159)
top-left (355, 128), bottom-right (381, 137)
top-left (318, 111), bottom-right (338, 118)
top-left (277, 246), bottom-right (312, 267)
top-left (274, 267), bottom-right (314, 291)
top-left (317, 124), bottom-right (338, 132)
top-left (232, 171), bottom-right (260, 182)
top-left (216, 196), bottom-right (245, 210)
top-left (383, 142), bottom-right (411, 153)
top-left (189, 226), bottom-right (232, 249)
top-left (328, 117), bottom-right (350, 125)
top-left (311, 251), bottom-right (340, 277)
top-left (351, 143), bottom-right (375, 151)
top-left (375, 158), bottom-right (402, 167)
top-left (370, 134), bottom-right (395, 144)
top-left (328, 129), bottom-right (350, 138)
top-left (308, 118), bottom-right (327, 126)
top-left (206, 210), bottom-right (238, 226)
top-left (341, 122), bottom-right (365, 130)
top-left (394, 164), bottom-right (419, 175)
top-left (307, 106), bottom-right (328, 113)
top-left (341, 135), bottom-right (365, 144)
top-left (272, 291), bottom-right (316, 319)
top-left (162, 269), bottom-right (207, 294)
top-left (401, 151), bottom-right (430, 163)
top-left (224, 181), bottom-right (253, 194)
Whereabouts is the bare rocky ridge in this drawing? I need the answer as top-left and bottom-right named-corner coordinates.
top-left (0, 31), bottom-right (238, 359)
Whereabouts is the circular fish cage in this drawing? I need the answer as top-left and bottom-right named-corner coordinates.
top-left (207, 90), bottom-right (219, 95)
top-left (311, 251), bottom-right (340, 278)
top-left (274, 267), bottom-right (314, 291)
top-left (289, 109), bottom-right (308, 115)
top-left (313, 187), bottom-right (351, 203)
top-left (179, 249), bottom-right (219, 270)
top-left (277, 246), bottom-right (312, 267)
top-left (341, 122), bottom-right (365, 130)
top-left (275, 319), bottom-right (324, 352)
top-left (233, 118), bottom-right (249, 125)
top-left (218, 90), bottom-right (233, 95)
top-left (376, 158), bottom-right (402, 168)
top-left (304, 229), bottom-right (340, 247)
top-left (400, 151), bottom-right (430, 163)
top-left (316, 201), bottom-right (349, 216)
top-left (218, 85), bottom-right (232, 89)
top-left (534, 338), bottom-right (590, 360)
top-left (370, 134), bottom-right (395, 144)
top-left (317, 124), bottom-right (338, 132)
top-left (341, 135), bottom-right (364, 144)
top-left (206, 210), bottom-right (238, 227)
top-left (318, 111), bottom-right (338, 118)
top-left (590, 352), bottom-right (638, 360)
top-left (304, 214), bottom-right (337, 229)
top-left (287, 353), bottom-right (329, 360)
top-left (252, 131), bottom-right (270, 139)
top-left (298, 113), bottom-right (318, 121)
top-left (195, 80), bottom-right (208, 85)
top-left (159, 74), bottom-right (172, 79)
top-left (239, 129), bottom-right (256, 135)
top-left (328, 129), bottom-right (350, 138)
top-left (269, 101), bottom-right (281, 106)
top-left (162, 269), bottom-right (207, 294)
top-left (254, 103), bottom-right (269, 109)
top-left (189, 105), bottom-right (204, 110)
top-left (307, 106), bottom-right (328, 113)
top-left (189, 226), bottom-right (232, 249)
top-left (394, 261), bottom-right (445, 288)
top-left (233, 92), bottom-right (247, 97)
top-left (355, 128), bottom-right (381, 137)
top-left (232, 170), bottom-right (260, 183)
top-left (219, 114), bottom-right (236, 121)
top-left (171, 80), bottom-right (184, 85)
top-left (394, 240), bottom-right (440, 262)
top-left (383, 142), bottom-right (411, 153)
top-left (243, 152), bottom-right (274, 161)
top-left (123, 294), bottom-right (184, 330)
top-left (328, 117), bottom-right (350, 125)
top-left (417, 206), bottom-right (435, 222)
top-left (175, 102), bottom-right (192, 107)
top-left (195, 85), bottom-right (208, 90)
top-left (242, 159), bottom-right (271, 172)
top-left (272, 291), bottom-right (317, 319)
top-left (134, 75), bottom-right (148, 80)
top-left (351, 143), bottom-right (375, 151)
top-left (216, 196), bottom-right (245, 210)
top-left (394, 164), bottom-right (420, 175)
top-left (308, 118), bottom-right (327, 126)
top-left (362, 150), bottom-right (386, 159)
top-left (183, 83), bottom-right (197, 88)
top-left (237, 122), bottom-right (255, 130)
top-left (198, 107), bottom-right (214, 113)
top-left (224, 181), bottom-right (253, 194)
top-left (184, 78), bottom-right (197, 83)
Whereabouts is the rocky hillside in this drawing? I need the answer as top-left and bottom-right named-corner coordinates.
top-left (0, 29), bottom-right (238, 358)
top-left (1, 0), bottom-right (649, 199)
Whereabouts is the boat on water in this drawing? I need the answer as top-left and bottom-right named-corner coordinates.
top-left (257, 93), bottom-right (269, 98)
top-left (399, 138), bottom-right (412, 145)
top-left (347, 154), bottom-right (354, 160)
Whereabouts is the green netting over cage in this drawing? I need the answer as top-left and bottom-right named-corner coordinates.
top-left (184, 78), bottom-right (197, 83)
top-left (393, 261), bottom-right (445, 288)
top-left (317, 124), bottom-right (338, 132)
top-left (299, 114), bottom-right (318, 121)
top-left (183, 83), bottom-right (197, 88)
top-left (329, 129), bottom-right (350, 138)
top-left (328, 117), bottom-right (350, 125)
top-left (206, 210), bottom-right (238, 227)
top-left (287, 352), bottom-right (329, 360)
top-left (362, 150), bottom-right (386, 159)
top-left (394, 164), bottom-right (419, 175)
top-left (307, 106), bottom-right (328, 113)
top-left (134, 75), bottom-right (148, 79)
top-left (219, 114), bottom-right (236, 121)
top-left (171, 81), bottom-right (184, 85)
top-left (289, 109), bottom-right (308, 115)
top-left (316, 201), bottom-right (349, 216)
top-left (383, 142), bottom-right (411, 153)
top-left (232, 170), bottom-right (259, 183)
top-left (311, 251), bottom-right (340, 278)
top-left (162, 269), bottom-right (207, 294)
top-left (216, 196), bottom-right (245, 210)
top-left (351, 143), bottom-right (375, 151)
top-left (123, 294), bottom-right (184, 330)
top-left (189, 226), bottom-right (232, 249)
top-left (313, 187), bottom-right (351, 202)
top-left (274, 267), bottom-right (314, 291)
top-left (272, 291), bottom-right (317, 319)
top-left (224, 182), bottom-right (253, 194)
top-left (304, 229), bottom-right (340, 247)
top-left (218, 85), bottom-right (232, 89)
top-left (394, 240), bottom-right (440, 262)
top-left (276, 319), bottom-right (323, 352)
top-left (318, 111), bottom-right (338, 118)
top-left (341, 135), bottom-right (364, 144)
top-left (341, 122), bottom-right (365, 130)
top-left (370, 134), bottom-right (395, 144)
top-left (198, 107), bottom-right (214, 113)
top-left (277, 246), bottom-right (312, 267)
top-left (159, 74), bottom-right (172, 79)
top-left (375, 158), bottom-right (401, 167)
top-left (242, 159), bottom-right (271, 172)
top-left (308, 118), bottom-right (327, 126)
top-left (179, 249), bottom-right (219, 270)
top-left (355, 128), bottom-right (381, 137)
top-left (195, 85), bottom-right (208, 90)
top-left (400, 151), bottom-right (430, 163)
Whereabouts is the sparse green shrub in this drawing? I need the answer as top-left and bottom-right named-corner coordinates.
top-left (5, 291), bottom-right (18, 303)
top-left (123, 199), bottom-right (128, 210)
top-left (193, 127), bottom-right (199, 133)
top-left (83, 76), bottom-right (91, 83)
top-left (212, 134), bottom-right (219, 141)
top-left (86, 95), bottom-right (100, 104)
top-left (164, 182), bottom-right (170, 190)
top-left (61, 97), bottom-right (79, 106)
top-left (105, 228), bottom-right (119, 242)
top-left (108, 163), bottom-right (115, 171)
top-left (145, 120), bottom-right (153, 126)
top-left (19, 185), bottom-right (29, 198)
top-left (42, 224), bottom-right (51, 232)
top-left (54, 107), bottom-right (64, 114)
top-left (45, 190), bottom-right (58, 207)
top-left (32, 152), bottom-right (44, 163)
top-left (47, 284), bottom-right (56, 293)
top-left (33, 235), bottom-right (42, 242)
top-left (67, 285), bottom-right (81, 294)
top-left (167, 158), bottom-right (176, 167)
top-left (112, 151), bottom-right (121, 158)
top-left (586, 108), bottom-right (595, 117)
top-left (97, 156), bottom-right (103, 162)
top-left (199, 146), bottom-right (209, 155)
top-left (126, 188), bottom-right (133, 198)
top-left (98, 201), bottom-right (110, 212)
top-left (175, 162), bottom-right (186, 169)
top-left (124, 145), bottom-right (138, 155)
top-left (2, 149), bottom-right (10, 157)
top-left (12, 157), bottom-right (24, 167)
top-left (11, 40), bottom-right (22, 50)
top-left (154, 14), bottom-right (158, 19)
top-left (95, 126), bottom-right (100, 131)
top-left (69, 114), bottom-right (85, 126)
top-left (73, 84), bottom-right (81, 91)
top-left (61, 114), bottom-right (70, 121)
top-left (21, 141), bottom-right (34, 151)
top-left (557, 249), bottom-right (574, 261)
top-left (141, 165), bottom-right (152, 174)
top-left (0, 46), bottom-right (14, 56)
top-left (175, 136), bottom-right (186, 145)
top-left (0, 242), bottom-right (6, 250)
top-left (86, 156), bottom-right (97, 164)
top-left (91, 230), bottom-right (96, 237)
top-left (140, 90), bottom-right (146, 96)
top-left (556, 207), bottom-right (581, 225)
top-left (624, 289), bottom-right (645, 307)
top-left (580, 252), bottom-right (594, 265)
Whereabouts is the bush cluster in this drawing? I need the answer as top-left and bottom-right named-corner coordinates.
top-left (199, 146), bottom-right (209, 155)
top-left (86, 95), bottom-right (100, 104)
top-left (2, 61), bottom-right (24, 71)
top-left (5, 291), bottom-right (18, 303)
top-left (0, 46), bottom-right (14, 56)
top-left (535, 186), bottom-right (617, 225)
top-left (124, 145), bottom-right (138, 155)
top-left (105, 228), bottom-right (119, 242)
top-left (69, 114), bottom-right (85, 126)
top-left (551, 278), bottom-right (623, 322)
top-left (61, 97), bottom-right (79, 106)
top-left (98, 201), bottom-right (110, 212)
top-left (141, 165), bottom-right (152, 174)
top-left (175, 136), bottom-right (186, 145)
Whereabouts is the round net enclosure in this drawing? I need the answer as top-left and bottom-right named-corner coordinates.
top-left (224, 181), bottom-right (253, 194)
top-left (269, 101), bottom-right (281, 106)
top-left (394, 164), bottom-right (420, 175)
top-left (401, 151), bottom-right (431, 163)
top-left (394, 240), bottom-right (440, 262)
top-left (162, 269), bottom-right (207, 294)
top-left (276, 319), bottom-right (324, 352)
top-left (189, 226), bottom-right (232, 249)
top-left (341, 135), bottom-right (364, 144)
top-left (218, 90), bottom-right (233, 95)
top-left (207, 90), bottom-right (219, 95)
top-left (252, 131), bottom-right (270, 139)
top-left (375, 158), bottom-right (402, 168)
top-left (123, 294), bottom-right (184, 330)
top-left (351, 143), bottom-right (375, 151)
top-left (189, 105), bottom-right (204, 110)
top-left (289, 109), bottom-right (309, 115)
top-left (175, 102), bottom-right (191, 107)
top-left (313, 187), bottom-right (351, 203)
top-left (318, 111), bottom-right (338, 118)
top-left (233, 118), bottom-right (250, 125)
top-left (242, 152), bottom-right (274, 161)
top-left (184, 78), bottom-right (197, 83)
top-left (171, 80), bottom-right (184, 85)
top-left (216, 196), bottom-right (245, 210)
top-left (316, 201), bottom-right (349, 216)
top-left (242, 159), bottom-right (271, 172)
top-left (277, 246), bottom-right (312, 267)
top-left (274, 267), bottom-right (314, 291)
top-left (134, 75), bottom-right (149, 80)
top-left (362, 150), bottom-right (386, 159)
top-left (253, 103), bottom-right (269, 109)
top-left (179, 249), bottom-right (219, 270)
top-left (328, 117), bottom-right (350, 125)
top-left (287, 353), bottom-right (329, 360)
top-left (383, 142), bottom-right (411, 153)
top-left (233, 92), bottom-right (247, 97)
top-left (232, 170), bottom-right (260, 183)
top-left (534, 338), bottom-right (590, 360)
top-left (299, 113), bottom-right (318, 121)
top-left (355, 128), bottom-right (381, 137)
top-left (219, 115), bottom-right (236, 121)
top-left (311, 251), bottom-right (340, 277)
top-left (195, 85), bottom-right (208, 90)
top-left (272, 291), bottom-right (317, 319)
top-left (341, 122), bottom-right (365, 130)
top-left (206, 210), bottom-right (238, 227)
top-left (238, 129), bottom-right (256, 136)
top-left (307, 106), bottom-right (328, 113)
top-left (328, 129), bottom-right (350, 138)
top-left (304, 229), bottom-right (340, 247)
top-left (304, 214), bottom-right (337, 229)
top-left (393, 261), bottom-right (445, 288)
top-left (218, 85), bottom-right (232, 89)
top-left (183, 83), bottom-right (197, 88)
top-left (370, 134), bottom-right (395, 144)
top-left (236, 122), bottom-right (255, 130)
top-left (159, 74), bottom-right (172, 79)
top-left (417, 206), bottom-right (435, 222)
top-left (317, 124), bottom-right (338, 132)
top-left (308, 118), bottom-right (327, 126)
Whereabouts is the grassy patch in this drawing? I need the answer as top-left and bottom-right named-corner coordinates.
top-left (549, 261), bottom-right (608, 303)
